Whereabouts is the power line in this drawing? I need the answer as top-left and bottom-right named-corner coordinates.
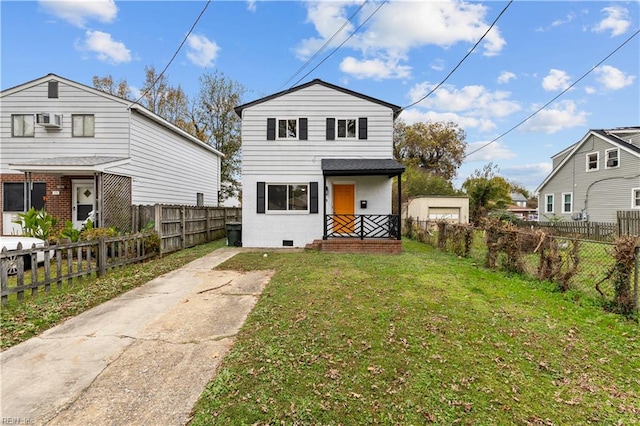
top-left (464, 27), bottom-right (640, 159)
top-left (401, 0), bottom-right (513, 111)
top-left (132, 0), bottom-right (211, 107)
top-left (290, 0), bottom-right (388, 88)
top-left (279, 0), bottom-right (369, 90)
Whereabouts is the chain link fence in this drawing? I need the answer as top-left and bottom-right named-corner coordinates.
top-left (405, 218), bottom-right (639, 315)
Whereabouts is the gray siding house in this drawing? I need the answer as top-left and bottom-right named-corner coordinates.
top-left (0, 74), bottom-right (223, 234)
top-left (535, 127), bottom-right (640, 223)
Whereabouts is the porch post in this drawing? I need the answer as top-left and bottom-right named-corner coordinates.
top-left (396, 173), bottom-right (402, 240)
top-left (24, 172), bottom-right (32, 211)
top-left (322, 175), bottom-right (327, 240)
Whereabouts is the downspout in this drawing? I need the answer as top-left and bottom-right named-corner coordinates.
top-left (397, 173), bottom-right (402, 240)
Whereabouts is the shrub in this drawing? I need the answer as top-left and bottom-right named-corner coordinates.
top-left (13, 208), bottom-right (57, 240)
top-left (81, 227), bottom-right (118, 241)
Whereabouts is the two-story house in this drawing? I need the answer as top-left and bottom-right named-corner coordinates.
top-left (234, 79), bottom-right (405, 252)
top-left (0, 73), bottom-right (223, 234)
top-left (535, 127), bottom-right (640, 223)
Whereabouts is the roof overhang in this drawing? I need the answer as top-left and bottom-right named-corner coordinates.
top-left (9, 156), bottom-right (131, 175)
top-left (321, 158), bottom-right (405, 178)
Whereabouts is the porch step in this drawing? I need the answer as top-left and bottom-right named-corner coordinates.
top-left (304, 240), bottom-right (323, 251)
top-left (306, 239), bottom-right (402, 254)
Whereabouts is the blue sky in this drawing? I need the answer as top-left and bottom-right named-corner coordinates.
top-left (2, 0), bottom-right (638, 193)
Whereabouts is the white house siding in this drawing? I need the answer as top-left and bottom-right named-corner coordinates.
top-left (0, 78), bottom-right (130, 174)
top-left (242, 175), bottom-right (391, 248)
top-left (240, 83), bottom-right (397, 248)
top-left (538, 133), bottom-right (640, 222)
top-left (110, 111), bottom-right (220, 206)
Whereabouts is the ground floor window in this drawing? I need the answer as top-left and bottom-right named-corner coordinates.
top-left (633, 188), bottom-right (640, 208)
top-left (544, 194), bottom-right (554, 214)
top-left (2, 182), bottom-right (46, 212)
top-left (267, 184), bottom-right (308, 212)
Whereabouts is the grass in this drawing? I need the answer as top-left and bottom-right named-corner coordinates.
top-left (1, 238), bottom-right (227, 350)
top-left (190, 239), bottom-right (640, 425)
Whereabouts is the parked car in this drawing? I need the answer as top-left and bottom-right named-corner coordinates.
top-left (0, 236), bottom-right (50, 275)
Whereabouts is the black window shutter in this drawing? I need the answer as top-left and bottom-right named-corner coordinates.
top-left (267, 118), bottom-right (276, 140)
top-left (309, 182), bottom-right (318, 214)
top-left (257, 182), bottom-right (266, 213)
top-left (48, 81), bottom-right (58, 98)
top-left (299, 118), bottom-right (308, 140)
top-left (326, 118), bottom-right (335, 140)
top-left (358, 117), bottom-right (368, 140)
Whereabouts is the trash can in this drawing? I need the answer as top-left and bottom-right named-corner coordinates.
top-left (226, 222), bottom-right (242, 247)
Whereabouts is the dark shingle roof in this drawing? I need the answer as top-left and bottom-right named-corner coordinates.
top-left (321, 159), bottom-right (405, 177)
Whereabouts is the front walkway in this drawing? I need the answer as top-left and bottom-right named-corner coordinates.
top-left (0, 248), bottom-right (273, 425)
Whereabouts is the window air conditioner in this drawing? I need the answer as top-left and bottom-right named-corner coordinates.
top-left (36, 113), bottom-right (62, 129)
top-left (606, 159), bottom-right (617, 167)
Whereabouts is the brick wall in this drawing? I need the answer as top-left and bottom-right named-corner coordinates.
top-left (320, 239), bottom-right (402, 254)
top-left (0, 173), bottom-right (79, 233)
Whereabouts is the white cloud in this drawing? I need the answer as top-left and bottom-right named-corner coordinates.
top-left (430, 58), bottom-right (445, 72)
top-left (584, 86), bottom-right (597, 95)
top-left (497, 71), bottom-right (516, 84)
top-left (552, 12), bottom-right (575, 28)
top-left (592, 6), bottom-right (631, 37)
top-left (520, 100), bottom-right (588, 134)
top-left (595, 65), bottom-right (636, 90)
top-left (339, 56), bottom-right (411, 79)
top-left (542, 69), bottom-right (571, 91)
top-left (465, 140), bottom-right (516, 162)
top-left (39, 0), bottom-right (117, 28)
top-left (76, 30), bottom-right (131, 64)
top-left (296, 1), bottom-right (507, 79)
top-left (400, 108), bottom-right (497, 133)
top-left (408, 82), bottom-right (521, 119)
top-left (186, 34), bottom-right (220, 68)
top-left (501, 163), bottom-right (553, 193)
top-left (246, 0), bottom-right (257, 12)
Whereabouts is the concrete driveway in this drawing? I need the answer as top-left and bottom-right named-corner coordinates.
top-left (1, 247), bottom-right (274, 425)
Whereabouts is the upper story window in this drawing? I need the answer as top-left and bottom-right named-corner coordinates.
top-left (633, 188), bottom-right (640, 209)
top-left (278, 119), bottom-right (297, 139)
top-left (337, 119), bottom-right (357, 138)
top-left (72, 114), bottom-right (95, 137)
top-left (267, 117), bottom-right (307, 140)
top-left (586, 152), bottom-right (599, 171)
top-left (267, 184), bottom-right (308, 212)
top-left (544, 194), bottom-right (554, 214)
top-left (562, 192), bottom-right (572, 214)
top-left (12, 114), bottom-right (35, 137)
top-left (605, 148), bottom-right (619, 168)
top-left (326, 117), bottom-right (368, 140)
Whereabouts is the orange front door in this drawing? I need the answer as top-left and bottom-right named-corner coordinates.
top-left (333, 184), bottom-right (355, 233)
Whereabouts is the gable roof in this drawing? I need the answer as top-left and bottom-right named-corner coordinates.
top-left (535, 128), bottom-right (640, 193)
top-left (234, 79), bottom-right (402, 118)
top-left (1, 73), bottom-right (223, 158)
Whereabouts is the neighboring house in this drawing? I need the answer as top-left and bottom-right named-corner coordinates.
top-left (403, 196), bottom-right (470, 224)
top-left (507, 192), bottom-right (538, 220)
top-left (0, 73), bottom-right (223, 234)
top-left (235, 79), bottom-right (405, 251)
top-left (535, 127), bottom-right (640, 223)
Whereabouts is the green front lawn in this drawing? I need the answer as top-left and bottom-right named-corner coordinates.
top-left (190, 239), bottom-right (639, 425)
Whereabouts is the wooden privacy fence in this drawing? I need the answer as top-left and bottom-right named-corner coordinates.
top-left (618, 210), bottom-right (640, 237)
top-left (518, 221), bottom-right (618, 242)
top-left (1, 233), bottom-right (156, 305)
top-left (131, 205), bottom-right (242, 254)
